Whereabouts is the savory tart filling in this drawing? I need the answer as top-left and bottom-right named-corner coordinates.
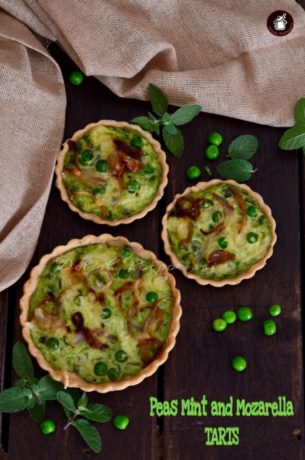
top-left (164, 182), bottom-right (275, 282)
top-left (27, 242), bottom-right (175, 384)
top-left (60, 124), bottom-right (165, 222)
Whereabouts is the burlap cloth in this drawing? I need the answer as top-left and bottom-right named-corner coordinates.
top-left (1, 0), bottom-right (305, 291)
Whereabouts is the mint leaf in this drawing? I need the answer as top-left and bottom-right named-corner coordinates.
top-left (169, 104), bottom-right (201, 126)
top-left (164, 122), bottom-right (177, 135)
top-left (131, 116), bottom-right (156, 132)
top-left (278, 125), bottom-right (305, 150)
top-left (228, 135), bottom-right (258, 160)
top-left (148, 84), bottom-right (168, 116)
top-left (79, 403), bottom-right (112, 423)
top-left (12, 342), bottom-right (33, 379)
top-left (28, 401), bottom-right (45, 423)
top-left (217, 159), bottom-right (255, 182)
top-left (77, 392), bottom-right (88, 409)
top-left (162, 125), bottom-right (184, 157)
top-left (148, 112), bottom-right (160, 135)
top-left (57, 391), bottom-right (76, 413)
top-left (294, 98), bottom-right (305, 125)
top-left (303, 146), bottom-right (305, 156)
top-left (34, 375), bottom-right (64, 401)
top-left (73, 419), bottom-right (102, 453)
top-left (0, 387), bottom-right (32, 413)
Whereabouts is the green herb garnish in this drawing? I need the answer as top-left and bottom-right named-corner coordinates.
top-left (279, 98), bottom-right (305, 152)
top-left (217, 134), bottom-right (258, 182)
top-left (131, 83), bottom-right (201, 157)
top-left (0, 341), bottom-right (115, 454)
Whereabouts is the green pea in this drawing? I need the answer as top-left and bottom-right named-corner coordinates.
top-left (203, 199), bottom-right (214, 208)
top-left (263, 319), bottom-right (277, 336)
top-left (222, 310), bottom-right (236, 324)
top-left (205, 144), bottom-right (220, 160)
top-left (69, 70), bottom-right (84, 86)
top-left (143, 165), bottom-right (154, 175)
top-left (115, 350), bottom-right (128, 363)
top-left (247, 206), bottom-right (257, 217)
top-left (269, 304), bottom-right (282, 317)
top-left (93, 186), bottom-right (106, 196)
top-left (108, 368), bottom-right (120, 381)
top-left (39, 336), bottom-right (46, 344)
top-left (101, 308), bottom-right (112, 319)
top-left (212, 211), bottom-right (222, 223)
top-left (96, 159), bottom-right (108, 172)
top-left (186, 166), bottom-right (201, 180)
top-left (247, 232), bottom-right (258, 244)
top-left (218, 237), bottom-right (228, 249)
top-left (80, 149), bottom-right (94, 165)
top-left (127, 180), bottom-right (140, 193)
top-left (208, 132), bottom-right (223, 146)
top-left (212, 318), bottom-right (227, 332)
top-left (40, 419), bottom-right (56, 435)
top-left (74, 295), bottom-right (82, 306)
top-left (94, 362), bottom-right (107, 376)
top-left (46, 337), bottom-right (59, 351)
top-left (49, 262), bottom-right (61, 274)
top-left (131, 136), bottom-right (143, 148)
top-left (146, 291), bottom-right (158, 303)
top-left (237, 306), bottom-right (253, 322)
top-left (113, 414), bottom-right (130, 430)
top-left (121, 246), bottom-right (132, 257)
top-left (232, 356), bottom-right (247, 372)
top-left (118, 268), bottom-right (129, 279)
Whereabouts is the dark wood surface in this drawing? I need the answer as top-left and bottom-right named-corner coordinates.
top-left (1, 43), bottom-right (304, 460)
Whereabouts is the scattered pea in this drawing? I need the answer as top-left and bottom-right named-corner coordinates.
top-left (94, 361), bottom-right (107, 376)
top-left (263, 319), bottom-right (277, 336)
top-left (113, 415), bottom-right (130, 430)
top-left (203, 199), bottom-right (214, 208)
top-left (49, 262), bottom-right (61, 274)
top-left (131, 136), bottom-right (143, 148)
top-left (69, 70), bottom-right (84, 86)
top-left (232, 356), bottom-right (247, 372)
top-left (212, 318), bottom-right (227, 332)
top-left (40, 419), bottom-right (56, 435)
top-left (208, 132), bottom-right (223, 146)
top-left (218, 237), bottom-right (228, 249)
top-left (186, 166), bottom-right (201, 180)
top-left (237, 307), bottom-right (253, 322)
top-left (247, 232), bottom-right (258, 244)
top-left (223, 310), bottom-right (237, 324)
top-left (93, 186), bottom-right (106, 196)
top-left (127, 180), bottom-right (140, 193)
top-left (269, 304), bottom-right (282, 317)
top-left (205, 145), bottom-right (220, 160)
top-left (80, 149), bottom-right (94, 165)
top-left (146, 291), bottom-right (158, 303)
top-left (115, 350), bottom-right (128, 363)
top-left (101, 308), bottom-right (112, 319)
top-left (247, 206), bottom-right (257, 217)
top-left (46, 337), bottom-right (59, 351)
top-left (212, 211), bottom-right (222, 223)
top-left (96, 159), bottom-right (108, 172)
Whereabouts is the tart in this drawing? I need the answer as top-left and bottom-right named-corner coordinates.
top-left (162, 180), bottom-right (276, 287)
top-left (55, 121), bottom-right (168, 225)
top-left (20, 234), bottom-right (181, 393)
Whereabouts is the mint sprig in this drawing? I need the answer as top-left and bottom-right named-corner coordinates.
top-left (0, 342), bottom-right (115, 454)
top-left (279, 98), bottom-right (305, 153)
top-left (131, 83), bottom-right (201, 157)
top-left (217, 134), bottom-right (258, 182)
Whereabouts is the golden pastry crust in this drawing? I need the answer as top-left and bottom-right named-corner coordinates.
top-left (161, 179), bottom-right (277, 287)
top-left (20, 234), bottom-right (182, 393)
top-left (55, 121), bottom-right (168, 225)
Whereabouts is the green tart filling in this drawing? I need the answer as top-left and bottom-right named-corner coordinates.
top-left (28, 243), bottom-right (174, 384)
top-left (166, 183), bottom-right (273, 281)
top-left (62, 125), bottom-right (163, 221)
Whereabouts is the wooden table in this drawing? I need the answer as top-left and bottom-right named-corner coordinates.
top-left (0, 43), bottom-right (304, 460)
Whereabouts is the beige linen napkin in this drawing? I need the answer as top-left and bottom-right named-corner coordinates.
top-left (1, 0), bottom-right (305, 291)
